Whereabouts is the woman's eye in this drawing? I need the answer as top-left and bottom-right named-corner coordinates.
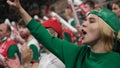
top-left (89, 19), bottom-right (95, 23)
top-left (89, 18), bottom-right (95, 23)
top-left (90, 21), bottom-right (94, 23)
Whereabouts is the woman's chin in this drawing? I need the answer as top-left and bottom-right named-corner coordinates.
top-left (82, 40), bottom-right (90, 44)
top-left (82, 40), bottom-right (87, 44)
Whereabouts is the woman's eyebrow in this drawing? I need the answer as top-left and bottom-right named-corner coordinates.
top-left (87, 17), bottom-right (96, 21)
top-left (88, 17), bottom-right (95, 20)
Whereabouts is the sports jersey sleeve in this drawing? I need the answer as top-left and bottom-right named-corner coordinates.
top-left (29, 44), bottom-right (39, 62)
top-left (7, 45), bottom-right (20, 59)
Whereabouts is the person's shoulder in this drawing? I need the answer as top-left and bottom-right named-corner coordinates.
top-left (105, 52), bottom-right (120, 63)
top-left (7, 40), bottom-right (17, 45)
top-left (28, 38), bottom-right (39, 45)
top-left (8, 45), bottom-right (18, 51)
top-left (100, 52), bottom-right (120, 68)
top-left (109, 52), bottom-right (120, 57)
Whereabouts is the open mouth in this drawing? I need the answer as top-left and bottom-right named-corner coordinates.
top-left (81, 29), bottom-right (87, 39)
top-left (82, 29), bottom-right (87, 35)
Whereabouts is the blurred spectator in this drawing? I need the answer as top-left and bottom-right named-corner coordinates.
top-left (64, 7), bottom-right (76, 27)
top-left (28, 3), bottom-right (40, 17)
top-left (39, 19), bottom-right (65, 68)
top-left (93, 0), bottom-right (106, 7)
top-left (111, 0), bottom-right (120, 19)
top-left (6, 53), bottom-right (21, 68)
top-left (84, 0), bottom-right (95, 12)
top-left (8, 7), bottom-right (21, 22)
top-left (20, 45), bottom-right (33, 68)
top-left (6, 46), bottom-right (33, 68)
top-left (50, 0), bottom-right (68, 15)
top-left (0, 23), bottom-right (20, 66)
top-left (17, 19), bottom-right (40, 68)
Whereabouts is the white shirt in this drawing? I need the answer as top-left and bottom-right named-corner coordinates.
top-left (39, 53), bottom-right (65, 68)
top-left (27, 38), bottom-right (40, 51)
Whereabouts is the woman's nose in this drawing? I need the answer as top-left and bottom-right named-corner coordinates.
top-left (82, 21), bottom-right (88, 27)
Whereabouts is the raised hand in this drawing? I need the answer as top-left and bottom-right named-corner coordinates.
top-left (7, 0), bottom-right (21, 9)
top-left (7, 0), bottom-right (32, 25)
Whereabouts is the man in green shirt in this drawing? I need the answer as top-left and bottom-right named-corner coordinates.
top-left (7, 0), bottom-right (120, 68)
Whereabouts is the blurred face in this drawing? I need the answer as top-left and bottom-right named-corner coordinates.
top-left (81, 14), bottom-right (100, 45)
top-left (64, 8), bottom-right (72, 16)
top-left (112, 4), bottom-right (120, 17)
top-left (84, 4), bottom-right (93, 12)
top-left (0, 24), bottom-right (8, 40)
top-left (30, 9), bottom-right (40, 16)
top-left (17, 26), bottom-right (30, 38)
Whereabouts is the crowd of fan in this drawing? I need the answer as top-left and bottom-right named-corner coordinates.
top-left (0, 0), bottom-right (120, 68)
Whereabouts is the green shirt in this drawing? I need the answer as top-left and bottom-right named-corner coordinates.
top-left (8, 45), bottom-right (20, 59)
top-left (27, 19), bottom-right (120, 68)
top-left (63, 32), bottom-right (72, 42)
top-left (29, 44), bottom-right (39, 61)
top-left (27, 38), bottom-right (40, 61)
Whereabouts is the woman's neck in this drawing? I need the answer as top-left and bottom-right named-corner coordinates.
top-left (90, 40), bottom-right (109, 53)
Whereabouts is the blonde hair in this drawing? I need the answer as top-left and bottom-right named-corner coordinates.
top-left (98, 17), bottom-right (115, 51)
top-left (117, 31), bottom-right (120, 39)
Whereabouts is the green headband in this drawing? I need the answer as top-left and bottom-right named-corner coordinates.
top-left (88, 7), bottom-right (120, 37)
